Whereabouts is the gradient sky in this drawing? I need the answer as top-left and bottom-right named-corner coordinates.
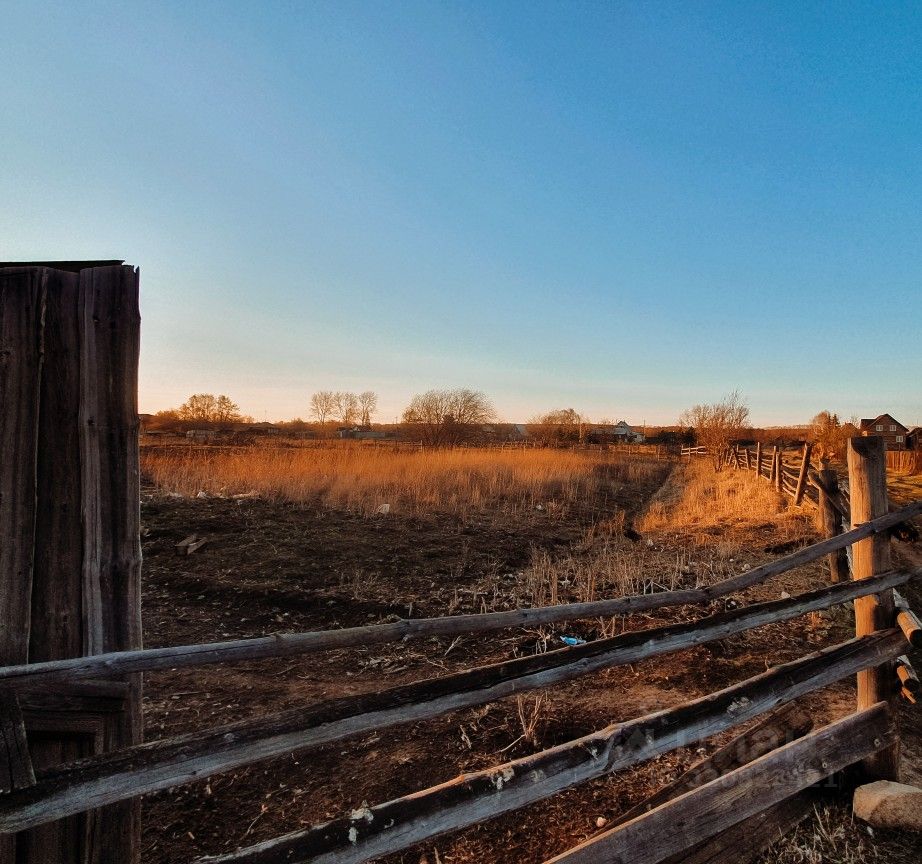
top-left (3, 1), bottom-right (921, 426)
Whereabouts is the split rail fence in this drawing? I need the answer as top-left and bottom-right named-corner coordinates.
top-left (2, 263), bottom-right (922, 863)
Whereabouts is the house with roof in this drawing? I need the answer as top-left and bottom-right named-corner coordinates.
top-left (906, 428), bottom-right (922, 451)
top-left (859, 414), bottom-right (909, 450)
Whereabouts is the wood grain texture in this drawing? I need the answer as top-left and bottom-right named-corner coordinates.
top-left (0, 267), bottom-right (45, 665)
top-left (816, 468), bottom-right (848, 583)
top-left (192, 631), bottom-right (908, 864)
top-left (0, 694), bottom-right (35, 793)
top-left (848, 435), bottom-right (899, 780)
top-left (545, 703), bottom-right (895, 864)
top-left (607, 703), bottom-right (813, 831)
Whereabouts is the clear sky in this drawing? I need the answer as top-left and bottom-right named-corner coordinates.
top-left (2, 1), bottom-right (920, 426)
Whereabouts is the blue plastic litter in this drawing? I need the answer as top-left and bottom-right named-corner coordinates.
top-left (559, 635), bottom-right (586, 646)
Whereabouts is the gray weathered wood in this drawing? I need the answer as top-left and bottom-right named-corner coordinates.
top-left (816, 468), bottom-right (848, 583)
top-left (544, 703), bottom-right (895, 864)
top-left (755, 442), bottom-right (763, 477)
top-left (0, 694), bottom-right (35, 793)
top-left (1, 574), bottom-right (912, 835)
top-left (4, 501), bottom-right (922, 694)
top-left (193, 630), bottom-right (908, 864)
top-left (608, 702), bottom-right (813, 830)
top-left (0, 268), bottom-right (44, 666)
top-left (848, 435), bottom-right (899, 780)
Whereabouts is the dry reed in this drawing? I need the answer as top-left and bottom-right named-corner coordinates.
top-left (141, 444), bottom-right (665, 517)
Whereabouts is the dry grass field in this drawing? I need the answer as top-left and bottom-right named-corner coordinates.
top-left (136, 450), bottom-right (921, 864)
top-left (140, 443), bottom-right (664, 517)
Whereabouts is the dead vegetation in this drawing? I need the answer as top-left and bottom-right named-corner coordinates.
top-left (141, 444), bottom-right (667, 518)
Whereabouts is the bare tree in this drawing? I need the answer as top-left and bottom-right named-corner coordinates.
top-left (810, 410), bottom-right (846, 462)
top-left (309, 391), bottom-right (337, 425)
top-left (177, 393), bottom-right (245, 425)
top-left (358, 390), bottom-right (378, 427)
top-left (679, 391), bottom-right (749, 471)
top-left (527, 408), bottom-right (587, 445)
top-left (333, 391), bottom-right (360, 426)
top-left (402, 388), bottom-right (496, 446)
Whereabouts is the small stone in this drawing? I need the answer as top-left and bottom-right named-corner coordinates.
top-left (854, 780), bottom-right (922, 832)
top-left (595, 816), bottom-right (608, 829)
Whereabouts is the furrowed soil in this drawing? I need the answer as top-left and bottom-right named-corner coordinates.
top-left (138, 456), bottom-right (922, 863)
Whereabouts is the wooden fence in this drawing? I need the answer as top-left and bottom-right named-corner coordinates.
top-left (888, 449), bottom-right (922, 475)
top-left (2, 467), bottom-right (921, 859)
top-left (2, 263), bottom-right (921, 862)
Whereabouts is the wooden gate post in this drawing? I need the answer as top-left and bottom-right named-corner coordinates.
top-left (0, 262), bottom-right (141, 863)
top-left (816, 468), bottom-right (848, 584)
top-left (847, 435), bottom-right (899, 780)
top-left (755, 442), bottom-right (763, 477)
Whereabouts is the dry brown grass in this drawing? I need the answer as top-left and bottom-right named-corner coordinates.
top-left (638, 458), bottom-right (800, 535)
top-left (140, 444), bottom-right (666, 517)
top-left (758, 802), bottom-right (917, 863)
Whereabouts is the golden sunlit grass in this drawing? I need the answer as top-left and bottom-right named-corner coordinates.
top-left (639, 457), bottom-right (795, 534)
top-left (141, 444), bottom-right (666, 517)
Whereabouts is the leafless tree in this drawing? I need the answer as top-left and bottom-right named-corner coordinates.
top-left (527, 408), bottom-right (587, 445)
top-left (679, 391), bottom-right (749, 471)
top-left (309, 391), bottom-right (337, 425)
top-left (358, 390), bottom-right (378, 427)
top-left (333, 391), bottom-right (360, 426)
top-left (810, 410), bottom-right (846, 462)
top-left (177, 393), bottom-right (245, 425)
top-left (402, 388), bottom-right (496, 446)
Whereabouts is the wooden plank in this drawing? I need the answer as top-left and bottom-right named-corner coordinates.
top-left (848, 435), bottom-right (899, 780)
top-left (544, 703), bottom-right (895, 864)
top-left (30, 267), bottom-right (83, 662)
top-left (755, 442), bottom-right (762, 477)
top-left (658, 792), bottom-right (814, 864)
top-left (191, 631), bottom-right (908, 864)
top-left (4, 501), bottom-right (922, 693)
top-left (607, 702), bottom-right (813, 829)
top-left (0, 578), bottom-right (912, 834)
top-left (816, 468), bottom-right (848, 584)
top-left (0, 693), bottom-right (35, 793)
top-left (77, 264), bottom-right (143, 864)
top-left (0, 267), bottom-right (45, 666)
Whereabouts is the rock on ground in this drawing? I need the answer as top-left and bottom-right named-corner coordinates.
top-left (854, 780), bottom-right (922, 832)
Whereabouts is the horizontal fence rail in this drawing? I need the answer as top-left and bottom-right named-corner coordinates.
top-left (195, 630), bottom-right (909, 864)
top-left (3, 500), bottom-right (921, 695)
top-left (1, 570), bottom-right (915, 833)
top-left (545, 702), bottom-right (896, 864)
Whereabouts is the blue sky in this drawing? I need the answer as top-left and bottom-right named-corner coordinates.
top-left (2, 1), bottom-right (920, 425)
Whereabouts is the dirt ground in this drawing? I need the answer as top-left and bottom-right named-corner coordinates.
top-left (138, 460), bottom-right (922, 863)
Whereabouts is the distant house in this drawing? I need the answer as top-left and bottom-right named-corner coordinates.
top-left (907, 428), bottom-right (922, 451)
top-left (587, 421), bottom-right (645, 444)
top-left (859, 414), bottom-right (909, 450)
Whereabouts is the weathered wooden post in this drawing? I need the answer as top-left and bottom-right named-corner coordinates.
top-left (848, 435), bottom-right (899, 780)
top-left (792, 443), bottom-right (812, 506)
top-left (0, 262), bottom-right (141, 862)
top-left (770, 446), bottom-right (780, 490)
top-left (816, 467), bottom-right (848, 584)
top-left (755, 442), bottom-right (763, 477)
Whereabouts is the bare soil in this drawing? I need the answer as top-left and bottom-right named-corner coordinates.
top-left (138, 462), bottom-right (922, 863)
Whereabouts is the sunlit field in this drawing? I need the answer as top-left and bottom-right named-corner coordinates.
top-left (141, 444), bottom-right (667, 517)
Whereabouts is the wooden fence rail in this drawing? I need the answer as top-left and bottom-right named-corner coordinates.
top-left (1, 569), bottom-right (914, 833)
top-left (196, 632), bottom-right (908, 864)
top-left (2, 500), bottom-right (920, 695)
